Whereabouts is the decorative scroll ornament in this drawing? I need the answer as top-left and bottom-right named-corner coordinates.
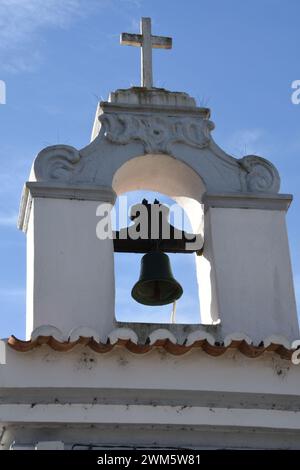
top-left (99, 113), bottom-right (214, 155)
top-left (31, 127), bottom-right (279, 198)
top-left (238, 155), bottom-right (280, 193)
top-left (34, 145), bottom-right (82, 183)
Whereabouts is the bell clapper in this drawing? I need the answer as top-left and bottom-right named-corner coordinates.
top-left (171, 300), bottom-right (177, 324)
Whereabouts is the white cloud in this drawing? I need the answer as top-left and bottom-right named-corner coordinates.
top-left (225, 128), bottom-right (266, 157)
top-left (0, 213), bottom-right (18, 227)
top-left (0, 0), bottom-right (97, 72)
top-left (0, 0), bottom-right (144, 72)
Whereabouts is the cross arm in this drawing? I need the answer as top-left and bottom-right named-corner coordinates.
top-left (120, 33), bottom-right (143, 47)
top-left (120, 33), bottom-right (172, 49)
top-left (151, 35), bottom-right (172, 49)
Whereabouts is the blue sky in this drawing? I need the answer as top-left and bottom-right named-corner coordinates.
top-left (0, 0), bottom-right (299, 338)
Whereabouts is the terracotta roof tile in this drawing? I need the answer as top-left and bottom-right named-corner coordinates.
top-left (7, 335), bottom-right (294, 360)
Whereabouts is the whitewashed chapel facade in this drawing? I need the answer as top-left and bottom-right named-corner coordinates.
top-left (0, 18), bottom-right (300, 450)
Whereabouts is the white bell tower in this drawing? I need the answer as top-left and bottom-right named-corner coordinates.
top-left (19, 15), bottom-right (298, 342)
top-left (1, 17), bottom-right (300, 451)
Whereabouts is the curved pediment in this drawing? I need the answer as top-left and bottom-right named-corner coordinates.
top-left (31, 87), bottom-right (280, 196)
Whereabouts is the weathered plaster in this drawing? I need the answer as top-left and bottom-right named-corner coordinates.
top-left (1, 343), bottom-right (300, 449)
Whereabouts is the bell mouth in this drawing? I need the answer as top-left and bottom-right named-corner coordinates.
top-left (131, 278), bottom-right (183, 306)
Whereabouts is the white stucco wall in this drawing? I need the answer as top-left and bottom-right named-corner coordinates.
top-left (205, 207), bottom-right (299, 341)
top-left (1, 343), bottom-right (300, 449)
top-left (26, 197), bottom-right (115, 340)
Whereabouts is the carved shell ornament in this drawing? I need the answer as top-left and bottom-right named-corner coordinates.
top-left (99, 113), bottom-right (214, 155)
top-left (238, 155), bottom-right (280, 193)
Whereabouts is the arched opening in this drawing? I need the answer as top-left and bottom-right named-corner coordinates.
top-left (112, 154), bottom-right (210, 325)
top-left (113, 190), bottom-right (201, 323)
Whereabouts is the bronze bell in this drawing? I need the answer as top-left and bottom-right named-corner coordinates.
top-left (131, 252), bottom-right (183, 306)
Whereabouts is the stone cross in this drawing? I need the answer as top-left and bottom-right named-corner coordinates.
top-left (120, 17), bottom-right (172, 89)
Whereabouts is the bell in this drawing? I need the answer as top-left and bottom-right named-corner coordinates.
top-left (131, 252), bottom-right (183, 306)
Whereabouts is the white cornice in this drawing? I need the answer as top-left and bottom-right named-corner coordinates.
top-left (100, 101), bottom-right (210, 117)
top-left (203, 192), bottom-right (293, 211)
top-left (18, 182), bottom-right (116, 233)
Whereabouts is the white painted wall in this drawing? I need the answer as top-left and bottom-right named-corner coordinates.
top-left (26, 197), bottom-right (115, 340)
top-left (26, 208), bottom-right (34, 337)
top-left (2, 344), bottom-right (300, 449)
top-left (1, 344), bottom-right (299, 395)
top-left (204, 207), bottom-right (299, 341)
